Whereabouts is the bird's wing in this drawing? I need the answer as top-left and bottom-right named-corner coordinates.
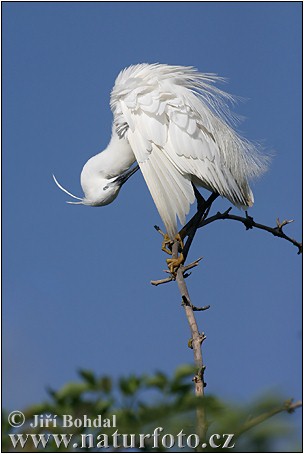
top-left (128, 134), bottom-right (195, 239)
top-left (110, 64), bottom-right (267, 238)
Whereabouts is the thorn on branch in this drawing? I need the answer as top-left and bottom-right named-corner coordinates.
top-left (188, 333), bottom-right (206, 350)
top-left (181, 295), bottom-right (190, 306)
top-left (192, 366), bottom-right (207, 387)
top-left (199, 332), bottom-right (207, 344)
top-left (244, 211), bottom-right (254, 230)
top-left (193, 304), bottom-right (211, 312)
top-left (181, 295), bottom-right (210, 312)
top-left (216, 207), bottom-right (232, 218)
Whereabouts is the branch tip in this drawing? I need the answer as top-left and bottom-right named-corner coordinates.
top-left (193, 304), bottom-right (210, 312)
top-left (181, 257), bottom-right (203, 273)
top-left (150, 276), bottom-right (174, 286)
top-left (154, 225), bottom-right (166, 237)
top-left (284, 399), bottom-right (302, 414)
top-left (276, 218), bottom-right (294, 232)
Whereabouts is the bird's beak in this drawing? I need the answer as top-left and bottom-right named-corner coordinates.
top-left (113, 164), bottom-right (139, 186)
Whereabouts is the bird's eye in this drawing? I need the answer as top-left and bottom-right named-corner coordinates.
top-left (103, 185), bottom-right (109, 191)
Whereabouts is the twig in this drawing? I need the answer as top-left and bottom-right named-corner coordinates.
top-left (181, 257), bottom-right (203, 272)
top-left (192, 305), bottom-right (210, 312)
top-left (150, 276), bottom-right (174, 286)
top-left (154, 225), bottom-right (166, 238)
top-left (236, 399), bottom-right (302, 437)
top-left (181, 295), bottom-right (210, 312)
top-left (199, 209), bottom-right (302, 254)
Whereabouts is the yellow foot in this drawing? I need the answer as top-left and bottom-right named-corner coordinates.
top-left (161, 234), bottom-right (173, 255)
top-left (178, 228), bottom-right (187, 242)
top-left (162, 233), bottom-right (185, 274)
top-left (175, 232), bottom-right (184, 251)
top-left (166, 252), bottom-right (185, 274)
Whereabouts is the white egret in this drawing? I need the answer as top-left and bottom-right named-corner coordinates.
top-left (54, 63), bottom-right (267, 242)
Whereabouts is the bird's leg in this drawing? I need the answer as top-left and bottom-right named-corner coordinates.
top-left (161, 189), bottom-right (218, 274)
top-left (166, 233), bottom-right (185, 273)
top-left (157, 228), bottom-right (183, 271)
top-left (154, 226), bottom-right (174, 255)
top-left (182, 190), bottom-right (219, 262)
top-left (161, 234), bottom-right (174, 255)
top-left (178, 186), bottom-right (207, 239)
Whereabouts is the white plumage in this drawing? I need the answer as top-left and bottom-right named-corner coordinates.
top-left (54, 63), bottom-right (268, 239)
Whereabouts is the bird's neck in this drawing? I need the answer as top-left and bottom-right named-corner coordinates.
top-left (101, 129), bottom-right (136, 176)
top-left (81, 128), bottom-right (136, 182)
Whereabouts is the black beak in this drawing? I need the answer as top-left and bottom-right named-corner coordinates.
top-left (114, 164), bottom-right (140, 186)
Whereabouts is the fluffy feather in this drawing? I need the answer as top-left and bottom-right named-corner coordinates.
top-left (110, 63), bottom-right (268, 237)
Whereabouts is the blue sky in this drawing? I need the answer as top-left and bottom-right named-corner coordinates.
top-left (3, 1), bottom-right (301, 444)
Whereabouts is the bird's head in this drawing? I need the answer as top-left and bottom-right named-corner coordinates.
top-left (53, 164), bottom-right (139, 207)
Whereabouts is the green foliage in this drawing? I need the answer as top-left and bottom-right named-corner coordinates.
top-left (3, 366), bottom-right (301, 452)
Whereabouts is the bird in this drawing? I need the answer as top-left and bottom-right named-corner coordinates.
top-left (54, 63), bottom-right (267, 244)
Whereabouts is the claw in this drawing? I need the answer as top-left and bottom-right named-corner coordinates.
top-left (161, 233), bottom-right (185, 273)
top-left (178, 228), bottom-right (187, 241)
top-left (175, 232), bottom-right (184, 251)
top-left (161, 234), bottom-right (173, 255)
top-left (166, 252), bottom-right (185, 274)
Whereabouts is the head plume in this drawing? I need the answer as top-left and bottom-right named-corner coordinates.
top-left (52, 174), bottom-right (84, 204)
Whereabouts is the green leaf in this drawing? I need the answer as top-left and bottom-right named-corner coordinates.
top-left (119, 375), bottom-right (141, 396)
top-left (55, 382), bottom-right (88, 401)
top-left (95, 399), bottom-right (112, 414)
top-left (97, 376), bottom-right (112, 394)
top-left (144, 371), bottom-right (168, 390)
top-left (78, 369), bottom-right (96, 386)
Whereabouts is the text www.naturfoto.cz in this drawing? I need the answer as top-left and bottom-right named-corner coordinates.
top-left (9, 430), bottom-right (236, 450)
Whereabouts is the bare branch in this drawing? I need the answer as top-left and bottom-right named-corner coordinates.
top-left (152, 188), bottom-right (301, 444)
top-left (181, 257), bottom-right (203, 272)
top-left (154, 225), bottom-right (166, 238)
top-left (198, 210), bottom-right (302, 254)
top-left (285, 399), bottom-right (303, 413)
top-left (236, 399), bottom-right (302, 437)
top-left (172, 240), bottom-right (208, 440)
top-left (150, 276), bottom-right (174, 286)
